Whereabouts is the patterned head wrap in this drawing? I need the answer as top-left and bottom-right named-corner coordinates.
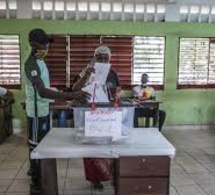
top-left (94, 45), bottom-right (111, 57)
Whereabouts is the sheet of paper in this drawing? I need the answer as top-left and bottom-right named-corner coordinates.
top-left (85, 110), bottom-right (122, 137)
top-left (88, 62), bottom-right (110, 85)
top-left (82, 83), bottom-right (109, 103)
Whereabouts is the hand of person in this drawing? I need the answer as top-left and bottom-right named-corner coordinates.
top-left (84, 66), bottom-right (95, 78)
top-left (68, 90), bottom-right (91, 103)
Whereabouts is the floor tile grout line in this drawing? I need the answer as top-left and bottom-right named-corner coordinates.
top-left (5, 156), bottom-right (28, 193)
top-left (185, 149), bottom-right (215, 174)
top-left (62, 159), bottom-right (70, 195)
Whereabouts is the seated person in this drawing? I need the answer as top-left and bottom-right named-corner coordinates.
top-left (133, 73), bottom-right (166, 131)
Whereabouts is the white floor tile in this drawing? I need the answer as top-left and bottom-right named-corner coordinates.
top-left (0, 169), bottom-right (19, 179)
top-left (0, 180), bottom-right (13, 192)
top-left (175, 184), bottom-right (208, 195)
top-left (7, 179), bottom-right (29, 193)
top-left (0, 129), bottom-right (215, 195)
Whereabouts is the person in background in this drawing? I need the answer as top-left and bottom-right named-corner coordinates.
top-left (24, 28), bottom-right (90, 193)
top-left (0, 86), bottom-right (14, 104)
top-left (73, 45), bottom-right (120, 190)
top-left (133, 73), bottom-right (166, 131)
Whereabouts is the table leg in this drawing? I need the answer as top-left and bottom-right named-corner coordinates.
top-left (153, 107), bottom-right (159, 128)
top-left (41, 159), bottom-right (58, 195)
top-left (113, 159), bottom-right (119, 195)
top-left (50, 111), bottom-right (53, 129)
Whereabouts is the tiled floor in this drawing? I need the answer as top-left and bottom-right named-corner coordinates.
top-left (0, 128), bottom-right (215, 195)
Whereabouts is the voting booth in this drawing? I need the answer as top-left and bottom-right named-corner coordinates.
top-left (73, 103), bottom-right (135, 144)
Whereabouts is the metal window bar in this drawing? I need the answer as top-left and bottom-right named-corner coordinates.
top-left (132, 36), bottom-right (165, 86)
top-left (0, 35), bottom-right (21, 87)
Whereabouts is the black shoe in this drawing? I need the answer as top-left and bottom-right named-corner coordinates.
top-left (93, 182), bottom-right (104, 190)
top-left (27, 168), bottom-right (32, 176)
top-left (30, 184), bottom-right (42, 195)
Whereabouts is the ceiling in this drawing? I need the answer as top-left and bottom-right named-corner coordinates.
top-left (0, 0), bottom-right (215, 23)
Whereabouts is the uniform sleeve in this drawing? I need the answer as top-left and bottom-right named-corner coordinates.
top-left (24, 59), bottom-right (42, 85)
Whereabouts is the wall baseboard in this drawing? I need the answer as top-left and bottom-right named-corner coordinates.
top-left (163, 125), bottom-right (215, 131)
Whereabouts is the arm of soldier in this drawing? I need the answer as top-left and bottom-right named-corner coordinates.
top-left (33, 76), bottom-right (89, 103)
top-left (26, 69), bottom-right (90, 103)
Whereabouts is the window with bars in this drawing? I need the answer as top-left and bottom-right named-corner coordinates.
top-left (0, 35), bottom-right (21, 88)
top-left (178, 38), bottom-right (215, 88)
top-left (45, 35), bottom-right (67, 87)
top-left (46, 35), bottom-right (165, 89)
top-left (132, 36), bottom-right (165, 89)
top-left (70, 35), bottom-right (132, 88)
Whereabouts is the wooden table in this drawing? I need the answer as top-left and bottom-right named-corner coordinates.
top-left (31, 128), bottom-right (175, 195)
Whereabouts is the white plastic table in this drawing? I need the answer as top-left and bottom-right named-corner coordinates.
top-left (31, 128), bottom-right (175, 195)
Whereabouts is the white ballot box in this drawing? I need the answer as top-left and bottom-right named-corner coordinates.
top-left (73, 103), bottom-right (135, 144)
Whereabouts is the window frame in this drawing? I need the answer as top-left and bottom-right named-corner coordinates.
top-left (132, 36), bottom-right (166, 90)
top-left (0, 34), bottom-right (21, 89)
top-left (46, 34), bottom-right (166, 90)
top-left (177, 37), bottom-right (215, 89)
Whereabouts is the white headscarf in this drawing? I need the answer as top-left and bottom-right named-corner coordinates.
top-left (94, 45), bottom-right (111, 57)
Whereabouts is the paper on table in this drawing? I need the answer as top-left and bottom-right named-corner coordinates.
top-left (82, 83), bottom-right (109, 103)
top-left (88, 62), bottom-right (110, 85)
top-left (85, 110), bottom-right (122, 138)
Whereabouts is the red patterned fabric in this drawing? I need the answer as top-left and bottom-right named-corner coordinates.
top-left (83, 158), bottom-right (111, 183)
